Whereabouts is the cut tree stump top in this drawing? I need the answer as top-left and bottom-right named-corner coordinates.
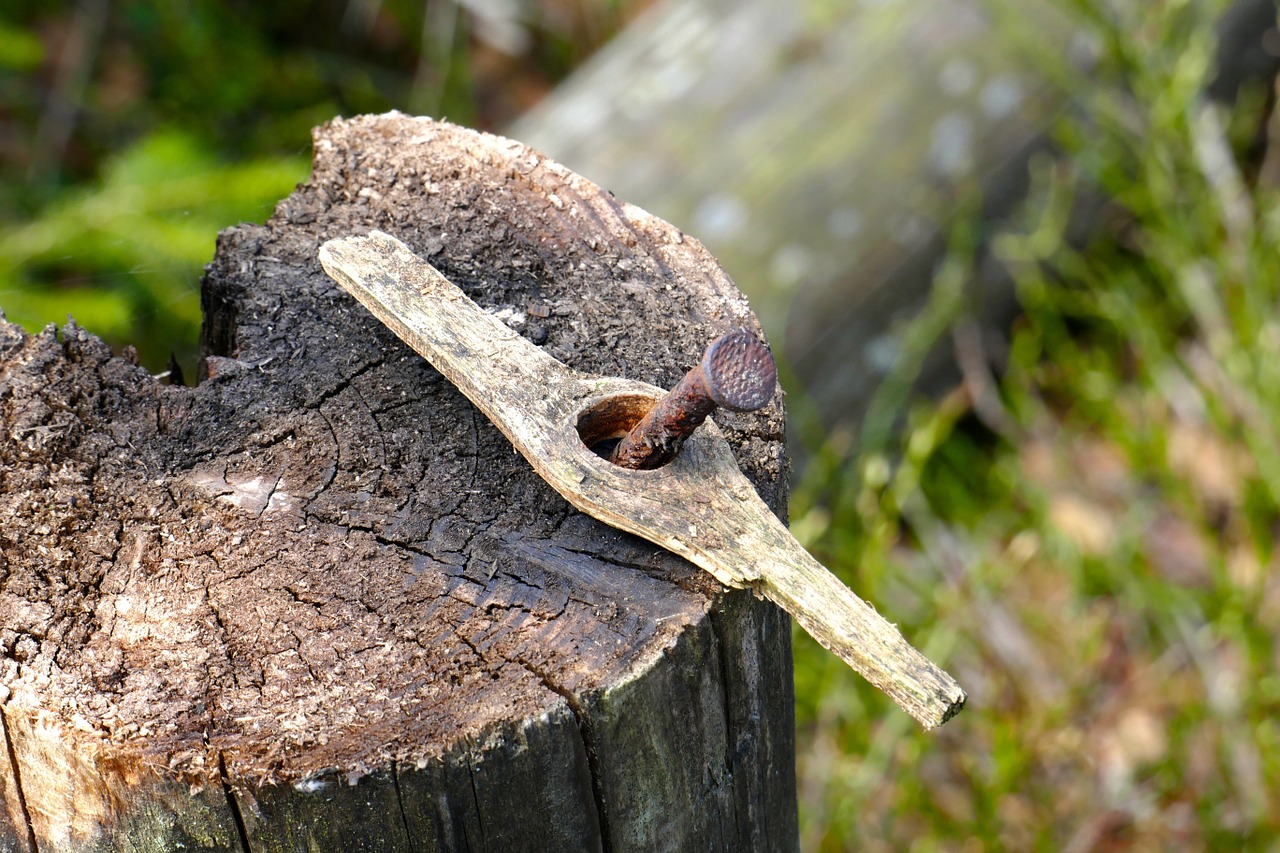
top-left (0, 114), bottom-right (795, 852)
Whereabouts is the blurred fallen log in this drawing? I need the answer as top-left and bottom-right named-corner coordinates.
top-left (510, 0), bottom-right (1280, 434)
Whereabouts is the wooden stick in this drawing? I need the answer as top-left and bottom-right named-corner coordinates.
top-left (319, 230), bottom-right (966, 728)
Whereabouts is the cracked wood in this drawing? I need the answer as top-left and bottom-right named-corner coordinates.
top-left (0, 114), bottom-right (797, 852)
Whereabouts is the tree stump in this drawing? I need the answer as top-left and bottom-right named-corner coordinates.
top-left (0, 114), bottom-right (796, 852)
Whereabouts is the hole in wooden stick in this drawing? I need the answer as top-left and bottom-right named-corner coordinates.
top-left (575, 394), bottom-right (656, 460)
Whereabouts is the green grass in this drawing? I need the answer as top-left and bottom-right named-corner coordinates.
top-left (790, 1), bottom-right (1280, 848)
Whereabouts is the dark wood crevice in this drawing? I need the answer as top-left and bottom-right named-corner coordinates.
top-left (217, 751), bottom-right (251, 853)
top-left (0, 704), bottom-right (39, 853)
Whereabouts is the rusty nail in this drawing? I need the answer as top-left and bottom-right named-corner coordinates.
top-left (609, 329), bottom-right (777, 470)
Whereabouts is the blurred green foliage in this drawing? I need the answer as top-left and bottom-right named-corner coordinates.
top-left (791, 0), bottom-right (1280, 848)
top-left (0, 0), bottom-right (642, 371)
top-left (0, 131), bottom-right (304, 371)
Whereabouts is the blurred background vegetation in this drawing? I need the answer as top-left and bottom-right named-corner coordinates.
top-left (5, 0), bottom-right (1280, 849)
top-left (0, 0), bottom-right (650, 372)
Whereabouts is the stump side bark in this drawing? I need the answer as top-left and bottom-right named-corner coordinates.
top-left (0, 114), bottom-right (796, 852)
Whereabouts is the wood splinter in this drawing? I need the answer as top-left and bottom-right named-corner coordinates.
top-left (318, 230), bottom-right (966, 729)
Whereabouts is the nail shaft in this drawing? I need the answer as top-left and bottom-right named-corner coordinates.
top-left (610, 329), bottom-right (777, 470)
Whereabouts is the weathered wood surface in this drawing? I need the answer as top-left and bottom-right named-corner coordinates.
top-left (510, 0), bottom-right (1280, 430)
top-left (319, 231), bottom-right (963, 728)
top-left (0, 114), bottom-right (797, 851)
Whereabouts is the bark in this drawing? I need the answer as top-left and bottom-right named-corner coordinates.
top-left (0, 114), bottom-right (796, 852)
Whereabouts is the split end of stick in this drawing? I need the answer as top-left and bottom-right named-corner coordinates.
top-left (764, 569), bottom-right (966, 730)
top-left (802, 610), bottom-right (966, 730)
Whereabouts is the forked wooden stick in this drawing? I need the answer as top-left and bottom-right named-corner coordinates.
top-left (319, 230), bottom-right (966, 728)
